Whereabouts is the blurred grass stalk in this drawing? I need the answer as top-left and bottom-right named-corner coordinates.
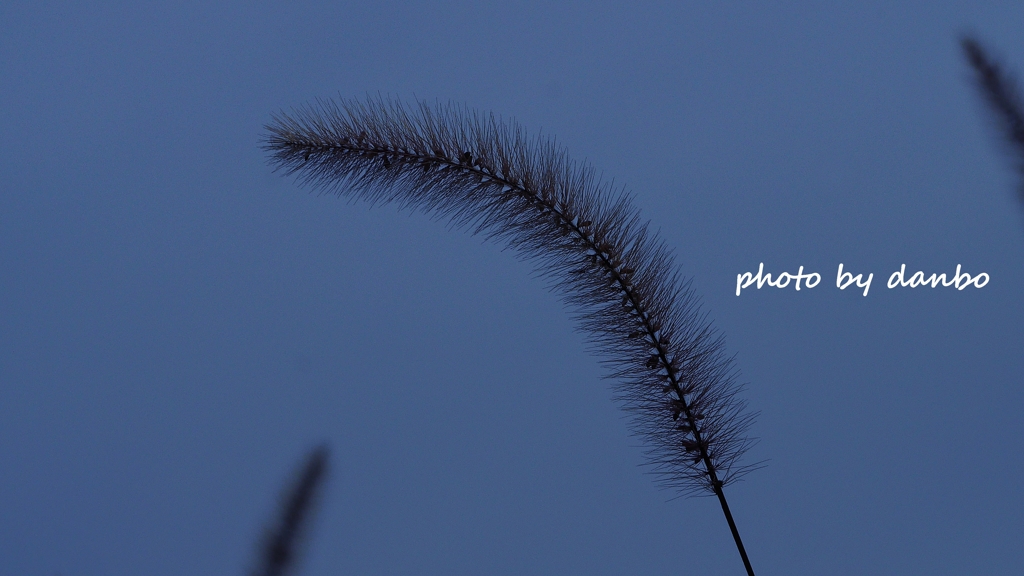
top-left (962, 35), bottom-right (1024, 212)
top-left (250, 445), bottom-right (329, 576)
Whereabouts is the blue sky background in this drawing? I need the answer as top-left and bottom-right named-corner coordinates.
top-left (2, 2), bottom-right (1023, 575)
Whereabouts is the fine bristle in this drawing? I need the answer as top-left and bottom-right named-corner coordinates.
top-left (262, 96), bottom-right (759, 571)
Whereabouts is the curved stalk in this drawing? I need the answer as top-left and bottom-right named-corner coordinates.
top-left (263, 98), bottom-right (758, 573)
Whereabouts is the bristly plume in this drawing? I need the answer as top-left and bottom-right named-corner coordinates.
top-left (251, 444), bottom-right (329, 576)
top-left (262, 97), bottom-right (759, 574)
top-left (962, 36), bottom-right (1024, 204)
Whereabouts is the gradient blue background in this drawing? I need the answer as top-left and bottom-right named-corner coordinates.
top-left (2, 2), bottom-right (1023, 574)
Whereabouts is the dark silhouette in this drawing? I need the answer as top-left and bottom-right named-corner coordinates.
top-left (962, 36), bottom-right (1024, 207)
top-left (250, 445), bottom-right (329, 576)
top-left (262, 98), bottom-right (761, 574)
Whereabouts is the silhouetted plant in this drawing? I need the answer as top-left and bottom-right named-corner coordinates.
top-left (962, 35), bottom-right (1024, 208)
top-left (262, 98), bottom-right (759, 574)
top-left (250, 445), bottom-right (329, 576)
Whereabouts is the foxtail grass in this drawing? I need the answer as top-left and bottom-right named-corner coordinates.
top-left (262, 98), bottom-right (759, 574)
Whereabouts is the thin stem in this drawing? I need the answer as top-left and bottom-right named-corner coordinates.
top-left (716, 483), bottom-right (755, 576)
